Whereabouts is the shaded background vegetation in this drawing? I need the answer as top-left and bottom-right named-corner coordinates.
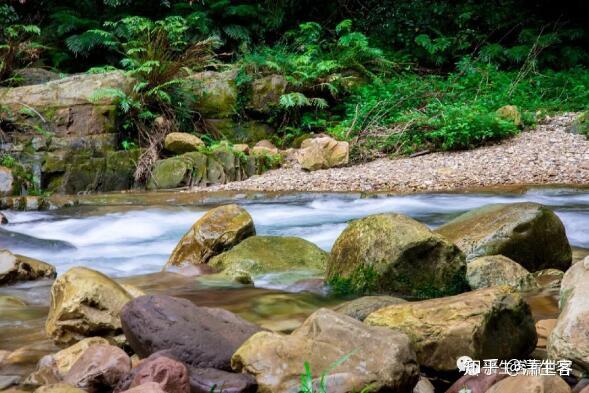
top-left (2, 0), bottom-right (589, 161)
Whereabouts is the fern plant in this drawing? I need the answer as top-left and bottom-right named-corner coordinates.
top-left (0, 23), bottom-right (43, 83)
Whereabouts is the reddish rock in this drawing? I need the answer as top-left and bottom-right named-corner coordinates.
top-left (445, 373), bottom-right (508, 393)
top-left (115, 352), bottom-right (189, 393)
top-left (63, 344), bottom-right (131, 392)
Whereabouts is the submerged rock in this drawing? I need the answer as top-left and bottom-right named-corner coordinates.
top-left (548, 257), bottom-right (589, 371)
top-left (467, 255), bottom-right (539, 291)
top-left (436, 202), bottom-right (572, 272)
top-left (63, 344), bottom-right (131, 392)
top-left (232, 308), bottom-right (419, 393)
top-left (327, 213), bottom-right (468, 298)
top-left (365, 286), bottom-right (537, 371)
top-left (121, 295), bottom-right (262, 371)
top-left (0, 249), bottom-right (56, 285)
top-left (45, 267), bottom-right (135, 345)
top-left (333, 295), bottom-right (406, 321)
top-left (297, 136), bottom-right (349, 171)
top-left (165, 204), bottom-right (255, 269)
top-left (164, 132), bottom-right (204, 154)
top-left (0, 228), bottom-right (75, 251)
top-left (209, 236), bottom-right (329, 283)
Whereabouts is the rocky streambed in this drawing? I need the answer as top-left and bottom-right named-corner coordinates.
top-left (2, 188), bottom-right (589, 392)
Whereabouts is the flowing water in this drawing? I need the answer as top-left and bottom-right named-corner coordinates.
top-left (1, 187), bottom-right (588, 382)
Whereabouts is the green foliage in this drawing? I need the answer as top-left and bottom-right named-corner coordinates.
top-left (0, 22), bottom-right (43, 83)
top-left (337, 64), bottom-right (589, 158)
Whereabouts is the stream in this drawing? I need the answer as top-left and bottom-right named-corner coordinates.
top-left (1, 187), bottom-right (589, 381)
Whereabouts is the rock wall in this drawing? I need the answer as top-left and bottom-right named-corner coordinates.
top-left (0, 72), bottom-right (137, 194)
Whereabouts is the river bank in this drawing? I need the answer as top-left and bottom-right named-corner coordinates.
top-left (197, 113), bottom-right (589, 193)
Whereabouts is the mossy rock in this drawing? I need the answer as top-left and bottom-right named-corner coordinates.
top-left (327, 213), bottom-right (468, 298)
top-left (103, 149), bottom-right (139, 191)
top-left (205, 119), bottom-right (273, 144)
top-left (190, 70), bottom-right (238, 118)
top-left (436, 202), bottom-right (572, 272)
top-left (147, 157), bottom-right (192, 190)
top-left (209, 236), bottom-right (329, 282)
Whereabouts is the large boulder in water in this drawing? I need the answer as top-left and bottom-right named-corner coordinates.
top-left (365, 286), bottom-right (537, 371)
top-left (326, 213), bottom-right (468, 298)
top-left (209, 236), bottom-right (329, 283)
top-left (436, 202), bottom-right (572, 272)
top-left (120, 295), bottom-right (262, 371)
top-left (232, 308), bottom-right (419, 393)
top-left (165, 204), bottom-right (255, 269)
top-left (45, 267), bottom-right (136, 346)
top-left (0, 249), bottom-right (56, 285)
top-left (466, 255), bottom-right (538, 291)
top-left (548, 257), bottom-right (589, 371)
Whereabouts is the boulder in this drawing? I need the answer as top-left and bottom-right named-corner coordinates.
top-left (45, 267), bottom-right (135, 345)
top-left (232, 308), bottom-right (419, 393)
top-left (26, 337), bottom-right (110, 386)
top-left (0, 167), bottom-right (14, 196)
top-left (445, 373), bottom-right (508, 393)
top-left (248, 75), bottom-right (287, 113)
top-left (333, 295), bottom-right (406, 321)
top-left (190, 70), bottom-right (237, 118)
top-left (251, 140), bottom-right (278, 156)
top-left (467, 255), bottom-right (538, 291)
top-left (34, 384), bottom-right (86, 393)
top-left (485, 375), bottom-right (571, 393)
top-left (147, 156), bottom-right (193, 190)
top-left (0, 249), bottom-right (56, 285)
top-left (120, 295), bottom-right (262, 371)
top-left (209, 236), bottom-right (329, 283)
top-left (114, 352), bottom-right (189, 393)
top-left (365, 286), bottom-right (537, 371)
top-left (297, 136), bottom-right (349, 171)
top-left (165, 204), bottom-right (255, 268)
top-left (164, 132), bottom-right (204, 154)
top-left (327, 213), bottom-right (468, 298)
top-left (436, 202), bottom-right (572, 272)
top-left (496, 105), bottom-right (522, 127)
top-left (189, 368), bottom-right (257, 393)
top-left (63, 344), bottom-right (131, 392)
top-left (548, 257), bottom-right (589, 371)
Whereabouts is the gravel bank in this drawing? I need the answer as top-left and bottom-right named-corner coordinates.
top-left (195, 113), bottom-right (589, 193)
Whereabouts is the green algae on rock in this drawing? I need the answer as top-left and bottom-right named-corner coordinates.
top-left (209, 236), bottom-right (329, 283)
top-left (326, 213), bottom-right (468, 298)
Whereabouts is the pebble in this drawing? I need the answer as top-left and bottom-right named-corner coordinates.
top-left (195, 114), bottom-right (589, 193)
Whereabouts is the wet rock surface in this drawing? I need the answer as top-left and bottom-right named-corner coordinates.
top-left (0, 250), bottom-right (56, 285)
top-left (121, 295), bottom-right (262, 371)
